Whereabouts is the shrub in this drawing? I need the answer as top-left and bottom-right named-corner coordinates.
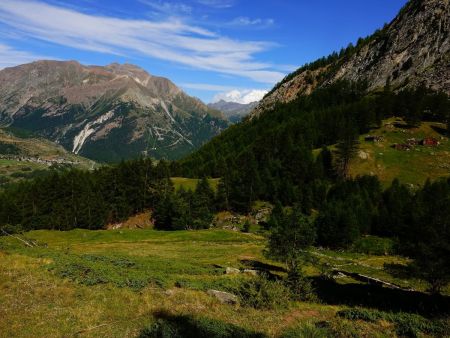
top-left (337, 308), bottom-right (449, 337)
top-left (238, 276), bottom-right (290, 310)
top-left (351, 236), bottom-right (394, 255)
top-left (139, 313), bottom-right (265, 338)
top-left (285, 269), bottom-right (316, 302)
top-left (48, 254), bottom-right (159, 290)
top-left (242, 220), bottom-right (251, 233)
top-left (0, 224), bottom-right (24, 235)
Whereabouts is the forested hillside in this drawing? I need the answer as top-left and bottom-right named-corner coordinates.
top-left (178, 83), bottom-right (449, 208)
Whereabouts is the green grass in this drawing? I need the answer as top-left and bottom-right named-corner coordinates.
top-left (0, 229), bottom-right (448, 337)
top-left (171, 177), bottom-right (220, 191)
top-left (313, 118), bottom-right (450, 187)
top-left (337, 308), bottom-right (449, 336)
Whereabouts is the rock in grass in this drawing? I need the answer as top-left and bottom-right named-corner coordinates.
top-left (243, 269), bottom-right (259, 276)
top-left (225, 267), bottom-right (240, 274)
top-left (207, 289), bottom-right (238, 304)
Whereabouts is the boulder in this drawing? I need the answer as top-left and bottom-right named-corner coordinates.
top-left (207, 289), bottom-right (238, 304)
top-left (225, 267), bottom-right (240, 275)
top-left (243, 269), bottom-right (259, 276)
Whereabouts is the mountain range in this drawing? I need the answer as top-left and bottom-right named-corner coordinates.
top-left (208, 100), bottom-right (258, 123)
top-left (0, 0), bottom-right (448, 165)
top-left (0, 61), bottom-right (227, 162)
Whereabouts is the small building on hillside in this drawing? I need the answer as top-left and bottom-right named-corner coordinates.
top-left (365, 135), bottom-right (384, 143)
top-left (406, 138), bottom-right (419, 146)
top-left (420, 137), bottom-right (439, 146)
top-left (392, 143), bottom-right (412, 151)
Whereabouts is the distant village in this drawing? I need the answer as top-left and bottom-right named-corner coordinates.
top-left (0, 154), bottom-right (81, 166)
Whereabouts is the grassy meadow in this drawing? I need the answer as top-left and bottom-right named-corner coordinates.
top-left (350, 118), bottom-right (450, 187)
top-left (171, 177), bottom-right (220, 191)
top-left (1, 229), bottom-right (448, 337)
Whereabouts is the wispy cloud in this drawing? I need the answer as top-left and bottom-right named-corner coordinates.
top-left (0, 43), bottom-right (51, 69)
top-left (196, 0), bottom-right (235, 9)
top-left (139, 0), bottom-right (192, 15)
top-left (0, 0), bottom-right (283, 84)
top-left (181, 83), bottom-right (240, 92)
top-left (228, 17), bottom-right (274, 28)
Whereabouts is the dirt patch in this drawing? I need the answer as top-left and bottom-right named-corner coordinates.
top-left (106, 211), bottom-right (153, 230)
top-left (282, 309), bottom-right (321, 327)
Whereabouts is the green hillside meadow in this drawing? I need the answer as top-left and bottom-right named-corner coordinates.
top-left (1, 229), bottom-right (448, 337)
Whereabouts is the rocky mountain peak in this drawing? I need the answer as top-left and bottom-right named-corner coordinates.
top-left (252, 0), bottom-right (449, 118)
top-left (0, 60), bottom-right (227, 162)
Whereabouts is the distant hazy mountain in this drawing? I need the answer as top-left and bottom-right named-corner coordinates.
top-left (0, 60), bottom-right (227, 162)
top-left (208, 100), bottom-right (258, 123)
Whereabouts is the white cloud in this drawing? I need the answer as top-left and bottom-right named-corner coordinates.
top-left (212, 89), bottom-right (268, 104)
top-left (139, 0), bottom-right (192, 15)
top-left (196, 0), bottom-right (235, 9)
top-left (0, 0), bottom-right (284, 84)
top-left (181, 83), bottom-right (239, 91)
top-left (0, 43), bottom-right (51, 69)
top-left (229, 17), bottom-right (274, 28)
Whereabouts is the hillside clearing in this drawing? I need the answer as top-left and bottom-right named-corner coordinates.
top-left (171, 177), bottom-right (220, 191)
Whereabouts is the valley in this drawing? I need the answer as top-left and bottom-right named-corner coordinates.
top-left (0, 0), bottom-right (449, 337)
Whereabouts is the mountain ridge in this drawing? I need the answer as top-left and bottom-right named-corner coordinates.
top-left (208, 100), bottom-right (258, 123)
top-left (0, 60), bottom-right (227, 162)
top-left (252, 0), bottom-right (450, 118)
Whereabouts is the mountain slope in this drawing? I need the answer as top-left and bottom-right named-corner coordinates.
top-left (253, 0), bottom-right (449, 117)
top-left (208, 100), bottom-right (258, 123)
top-left (0, 61), bottom-right (227, 162)
top-left (0, 128), bottom-right (95, 186)
top-left (180, 0), bottom-right (449, 187)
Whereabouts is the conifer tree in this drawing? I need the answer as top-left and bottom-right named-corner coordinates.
top-left (335, 125), bottom-right (359, 179)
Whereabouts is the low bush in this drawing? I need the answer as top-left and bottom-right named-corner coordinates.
top-left (0, 223), bottom-right (24, 235)
top-left (351, 236), bottom-right (394, 255)
top-left (337, 308), bottom-right (449, 337)
top-left (238, 276), bottom-right (290, 309)
top-left (48, 253), bottom-right (161, 290)
top-left (285, 269), bottom-right (317, 302)
top-left (139, 312), bottom-right (265, 338)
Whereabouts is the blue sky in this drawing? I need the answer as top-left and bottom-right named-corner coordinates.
top-left (0, 0), bottom-right (407, 103)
